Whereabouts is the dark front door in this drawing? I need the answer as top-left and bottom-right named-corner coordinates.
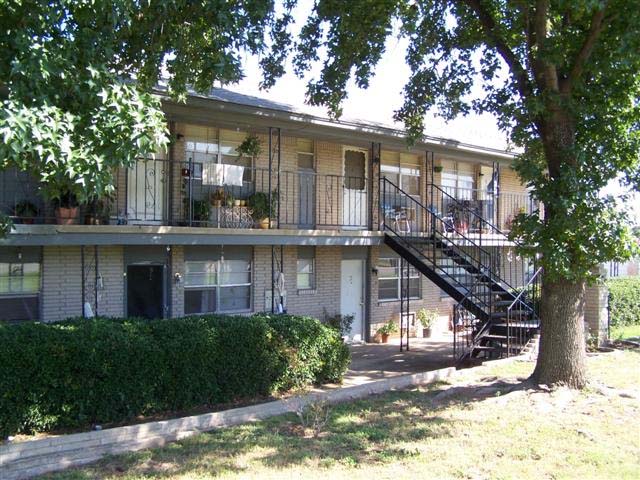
top-left (127, 265), bottom-right (164, 319)
top-left (298, 169), bottom-right (316, 228)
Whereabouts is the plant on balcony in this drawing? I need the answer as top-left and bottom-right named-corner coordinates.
top-left (14, 200), bottom-right (38, 224)
top-left (191, 200), bottom-right (211, 225)
top-left (46, 185), bottom-right (79, 225)
top-left (417, 308), bottom-right (438, 338)
top-left (236, 134), bottom-right (262, 159)
top-left (84, 197), bottom-right (112, 225)
top-left (248, 191), bottom-right (278, 229)
top-left (376, 320), bottom-right (399, 344)
top-left (211, 188), bottom-right (225, 207)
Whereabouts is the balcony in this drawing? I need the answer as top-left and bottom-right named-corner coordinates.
top-left (0, 159), bottom-right (370, 231)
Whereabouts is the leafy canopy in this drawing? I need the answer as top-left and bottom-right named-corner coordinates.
top-left (0, 0), bottom-right (283, 206)
top-left (261, 0), bottom-right (640, 282)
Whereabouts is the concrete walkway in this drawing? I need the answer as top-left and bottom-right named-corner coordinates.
top-left (344, 335), bottom-right (454, 386)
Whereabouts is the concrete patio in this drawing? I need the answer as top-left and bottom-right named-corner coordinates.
top-left (343, 334), bottom-right (455, 386)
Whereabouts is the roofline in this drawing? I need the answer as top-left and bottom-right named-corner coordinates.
top-left (154, 88), bottom-right (518, 164)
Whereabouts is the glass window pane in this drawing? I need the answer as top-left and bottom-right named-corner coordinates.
top-left (185, 261), bottom-right (217, 287)
top-left (184, 289), bottom-right (216, 314)
top-left (298, 152), bottom-right (314, 170)
top-left (219, 260), bottom-right (251, 285)
top-left (401, 174), bottom-right (420, 196)
top-left (379, 279), bottom-right (399, 300)
top-left (297, 273), bottom-right (312, 289)
top-left (219, 285), bottom-right (251, 311)
top-left (409, 277), bottom-right (421, 298)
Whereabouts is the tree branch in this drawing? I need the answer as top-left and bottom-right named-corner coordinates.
top-left (563, 4), bottom-right (607, 92)
top-left (461, 0), bottom-right (533, 100)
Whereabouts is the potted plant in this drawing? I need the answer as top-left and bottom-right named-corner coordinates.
top-left (434, 165), bottom-right (444, 173)
top-left (376, 320), bottom-right (399, 344)
top-left (14, 200), bottom-right (38, 224)
top-left (248, 191), bottom-right (277, 229)
top-left (84, 197), bottom-right (112, 225)
top-left (236, 134), bottom-right (262, 159)
top-left (226, 193), bottom-right (235, 208)
top-left (192, 199), bottom-right (211, 224)
top-left (417, 308), bottom-right (438, 338)
top-left (52, 191), bottom-right (79, 225)
top-left (211, 189), bottom-right (225, 207)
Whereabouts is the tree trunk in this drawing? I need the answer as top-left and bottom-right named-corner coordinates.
top-left (532, 278), bottom-right (588, 388)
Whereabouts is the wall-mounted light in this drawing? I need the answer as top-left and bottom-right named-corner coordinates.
top-left (371, 267), bottom-right (379, 275)
top-left (174, 272), bottom-right (183, 285)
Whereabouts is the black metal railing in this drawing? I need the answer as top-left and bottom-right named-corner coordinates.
top-left (1, 160), bottom-right (369, 230)
top-left (382, 178), bottom-right (541, 362)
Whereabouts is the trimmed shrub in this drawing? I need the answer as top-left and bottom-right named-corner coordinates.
top-left (606, 277), bottom-right (640, 328)
top-left (0, 314), bottom-right (350, 437)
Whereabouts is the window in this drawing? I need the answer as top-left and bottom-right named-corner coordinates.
top-left (0, 249), bottom-right (41, 322)
top-left (297, 247), bottom-right (315, 290)
top-left (297, 139), bottom-right (314, 170)
top-left (441, 160), bottom-right (475, 200)
top-left (184, 247), bottom-right (252, 314)
top-left (378, 257), bottom-right (420, 301)
top-left (184, 126), bottom-right (252, 183)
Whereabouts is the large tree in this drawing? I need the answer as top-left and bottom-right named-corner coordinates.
top-left (260, 0), bottom-right (640, 387)
top-left (0, 0), bottom-right (284, 218)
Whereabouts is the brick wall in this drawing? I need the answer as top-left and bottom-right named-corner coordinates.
top-left (368, 245), bottom-right (453, 341)
top-left (42, 246), bottom-right (83, 322)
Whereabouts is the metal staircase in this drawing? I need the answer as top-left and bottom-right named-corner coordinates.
top-left (380, 177), bottom-right (541, 365)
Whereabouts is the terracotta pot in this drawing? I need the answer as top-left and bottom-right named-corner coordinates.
top-left (381, 333), bottom-right (389, 343)
top-left (259, 218), bottom-right (270, 229)
top-left (55, 206), bottom-right (79, 225)
top-left (422, 327), bottom-right (432, 338)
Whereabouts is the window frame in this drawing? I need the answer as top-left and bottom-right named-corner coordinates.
top-left (183, 258), bottom-right (252, 314)
top-left (377, 257), bottom-right (421, 302)
top-left (296, 247), bottom-right (316, 291)
top-left (0, 260), bottom-right (41, 322)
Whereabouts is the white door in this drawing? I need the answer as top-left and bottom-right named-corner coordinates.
top-left (127, 159), bottom-right (164, 223)
top-left (342, 148), bottom-right (368, 228)
top-left (340, 259), bottom-right (364, 342)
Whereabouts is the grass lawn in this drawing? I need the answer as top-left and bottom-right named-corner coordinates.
top-left (611, 324), bottom-right (640, 340)
top-left (46, 350), bottom-right (640, 480)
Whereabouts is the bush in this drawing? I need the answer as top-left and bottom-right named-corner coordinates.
top-left (606, 277), bottom-right (640, 328)
top-left (0, 314), bottom-right (350, 437)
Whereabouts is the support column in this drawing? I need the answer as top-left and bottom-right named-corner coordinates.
top-left (370, 142), bottom-right (381, 230)
top-left (584, 273), bottom-right (609, 346)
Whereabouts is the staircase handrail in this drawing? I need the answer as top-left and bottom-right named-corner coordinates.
top-left (507, 266), bottom-right (543, 312)
top-left (429, 183), bottom-right (526, 246)
top-left (382, 178), bottom-right (493, 260)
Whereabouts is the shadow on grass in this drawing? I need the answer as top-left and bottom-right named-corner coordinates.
top-left (46, 379), bottom-right (534, 479)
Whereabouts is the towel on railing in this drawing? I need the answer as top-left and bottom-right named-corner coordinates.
top-left (202, 163), bottom-right (245, 186)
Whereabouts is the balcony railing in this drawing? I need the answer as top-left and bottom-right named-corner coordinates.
top-left (0, 160), bottom-right (534, 232)
top-left (1, 160), bottom-right (370, 230)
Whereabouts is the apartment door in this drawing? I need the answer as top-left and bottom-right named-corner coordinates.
top-left (127, 160), bottom-right (165, 223)
top-left (478, 165), bottom-right (496, 225)
top-left (298, 150), bottom-right (316, 228)
top-left (126, 265), bottom-right (164, 319)
top-left (342, 149), bottom-right (368, 228)
top-left (340, 259), bottom-right (364, 342)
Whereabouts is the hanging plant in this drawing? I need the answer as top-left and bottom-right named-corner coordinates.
top-left (237, 134), bottom-right (262, 158)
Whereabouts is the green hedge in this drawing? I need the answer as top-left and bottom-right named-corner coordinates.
top-left (0, 314), bottom-right (350, 437)
top-left (606, 277), bottom-right (640, 328)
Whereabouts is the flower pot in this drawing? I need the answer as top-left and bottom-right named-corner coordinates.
top-left (234, 199), bottom-right (241, 207)
top-left (84, 215), bottom-right (103, 225)
top-left (422, 327), bottom-right (432, 338)
top-left (259, 218), bottom-right (270, 229)
top-left (55, 207), bottom-right (79, 225)
top-left (213, 200), bottom-right (222, 207)
top-left (381, 333), bottom-right (389, 343)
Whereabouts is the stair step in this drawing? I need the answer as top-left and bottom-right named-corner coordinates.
top-left (492, 321), bottom-right (540, 328)
top-left (490, 311), bottom-right (532, 319)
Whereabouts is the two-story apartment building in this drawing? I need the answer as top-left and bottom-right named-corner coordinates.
top-left (0, 88), bottom-right (539, 360)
